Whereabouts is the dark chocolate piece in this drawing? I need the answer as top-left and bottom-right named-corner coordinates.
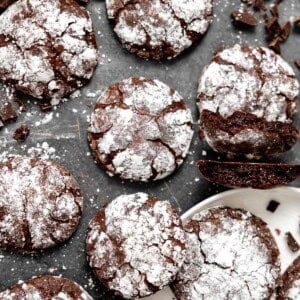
top-left (231, 9), bottom-right (258, 27)
top-left (295, 59), bottom-right (300, 68)
top-left (267, 200), bottom-right (280, 213)
top-left (13, 124), bottom-right (30, 142)
top-left (197, 160), bottom-right (300, 189)
top-left (294, 16), bottom-right (300, 29)
top-left (286, 232), bottom-right (300, 252)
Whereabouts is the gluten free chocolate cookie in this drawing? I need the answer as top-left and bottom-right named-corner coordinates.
top-left (172, 207), bottom-right (281, 300)
top-left (0, 275), bottom-right (93, 299)
top-left (106, 0), bottom-right (213, 60)
top-left (197, 45), bottom-right (299, 159)
top-left (88, 77), bottom-right (193, 182)
top-left (86, 193), bottom-right (186, 299)
top-left (0, 156), bottom-right (83, 252)
top-left (0, 0), bottom-right (98, 100)
top-left (278, 256), bottom-right (300, 299)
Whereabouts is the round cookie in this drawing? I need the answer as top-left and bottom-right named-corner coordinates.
top-left (172, 207), bottom-right (281, 300)
top-left (86, 193), bottom-right (186, 299)
top-left (0, 275), bottom-right (93, 299)
top-left (106, 0), bottom-right (213, 60)
top-left (197, 45), bottom-right (299, 159)
top-left (278, 256), bottom-right (300, 300)
top-left (88, 77), bottom-right (193, 182)
top-left (0, 0), bottom-right (98, 100)
top-left (0, 156), bottom-right (83, 252)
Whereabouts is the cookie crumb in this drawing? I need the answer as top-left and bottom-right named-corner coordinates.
top-left (13, 124), bottom-right (30, 142)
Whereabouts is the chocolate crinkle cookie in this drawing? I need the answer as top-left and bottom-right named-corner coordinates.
top-left (0, 156), bottom-right (83, 252)
top-left (0, 275), bottom-right (93, 299)
top-left (88, 77), bottom-right (193, 182)
top-left (86, 193), bottom-right (186, 299)
top-left (106, 0), bottom-right (213, 60)
top-left (172, 207), bottom-right (281, 300)
top-left (0, 0), bottom-right (98, 101)
top-left (197, 44), bottom-right (299, 159)
top-left (277, 256), bottom-right (300, 300)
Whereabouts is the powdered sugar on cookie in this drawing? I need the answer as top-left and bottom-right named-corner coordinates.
top-left (86, 193), bottom-right (186, 299)
top-left (106, 0), bottom-right (213, 59)
top-left (0, 156), bottom-right (83, 251)
top-left (173, 207), bottom-right (281, 300)
top-left (0, 0), bottom-right (98, 100)
top-left (0, 276), bottom-right (93, 299)
top-left (88, 77), bottom-right (193, 182)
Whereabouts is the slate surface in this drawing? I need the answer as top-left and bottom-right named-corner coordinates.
top-left (0, 0), bottom-right (300, 299)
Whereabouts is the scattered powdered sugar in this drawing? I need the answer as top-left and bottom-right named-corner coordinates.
top-left (86, 193), bottom-right (186, 299)
top-left (106, 0), bottom-right (213, 59)
top-left (0, 0), bottom-right (98, 100)
top-left (173, 207), bottom-right (280, 300)
top-left (198, 45), bottom-right (299, 123)
top-left (88, 77), bottom-right (194, 182)
top-left (0, 156), bottom-right (83, 251)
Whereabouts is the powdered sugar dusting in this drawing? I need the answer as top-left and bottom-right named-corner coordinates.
top-left (88, 77), bottom-right (193, 182)
top-left (0, 156), bottom-right (83, 251)
top-left (288, 279), bottom-right (300, 299)
top-left (86, 193), bottom-right (186, 299)
top-left (106, 0), bottom-right (213, 59)
top-left (0, 276), bottom-right (93, 299)
top-left (198, 45), bottom-right (299, 123)
top-left (0, 0), bottom-right (98, 100)
top-left (173, 207), bottom-right (280, 300)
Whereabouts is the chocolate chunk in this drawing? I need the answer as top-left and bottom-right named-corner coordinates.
top-left (280, 21), bottom-right (291, 42)
top-left (231, 9), bottom-right (258, 27)
top-left (0, 101), bottom-right (18, 123)
top-left (13, 124), bottom-right (30, 142)
top-left (197, 160), bottom-right (300, 189)
top-left (285, 232), bottom-right (300, 252)
top-left (266, 17), bottom-right (282, 41)
top-left (266, 200), bottom-right (280, 213)
top-left (0, 0), bottom-right (15, 10)
top-left (270, 5), bottom-right (279, 17)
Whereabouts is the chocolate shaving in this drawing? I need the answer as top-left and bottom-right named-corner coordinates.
top-left (231, 9), bottom-right (258, 27)
top-left (197, 160), bottom-right (300, 189)
top-left (253, 0), bottom-right (266, 11)
top-left (285, 232), bottom-right (300, 252)
top-left (39, 102), bottom-right (53, 112)
top-left (13, 124), bottom-right (30, 142)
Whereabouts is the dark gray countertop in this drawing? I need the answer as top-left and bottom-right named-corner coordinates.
top-left (0, 0), bottom-right (300, 299)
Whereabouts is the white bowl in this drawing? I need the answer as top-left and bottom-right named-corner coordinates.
top-left (146, 187), bottom-right (300, 300)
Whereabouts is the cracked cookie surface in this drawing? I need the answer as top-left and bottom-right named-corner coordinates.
top-left (86, 193), bottom-right (186, 299)
top-left (0, 275), bottom-right (93, 299)
top-left (88, 77), bottom-right (193, 182)
top-left (0, 0), bottom-right (98, 100)
top-left (277, 256), bottom-right (300, 300)
top-left (172, 207), bottom-right (281, 300)
top-left (106, 0), bottom-right (213, 60)
top-left (197, 44), bottom-right (299, 159)
top-left (0, 156), bottom-right (83, 252)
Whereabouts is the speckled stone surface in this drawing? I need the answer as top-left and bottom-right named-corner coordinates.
top-left (0, 0), bottom-right (299, 299)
